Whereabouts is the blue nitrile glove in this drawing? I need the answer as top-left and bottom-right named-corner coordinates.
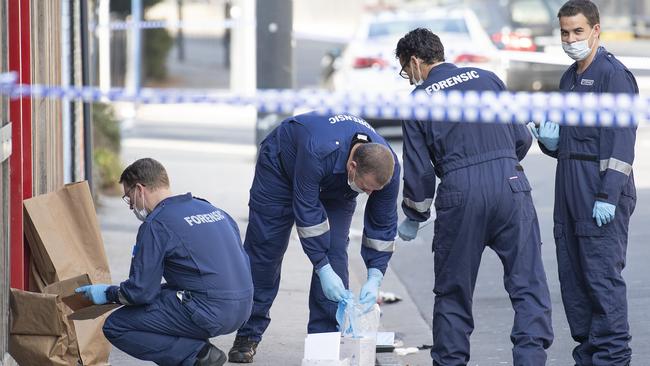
top-left (359, 268), bottom-right (383, 312)
top-left (75, 284), bottom-right (110, 305)
top-left (397, 218), bottom-right (419, 241)
top-left (593, 201), bottom-right (616, 227)
top-left (528, 121), bottom-right (559, 151)
top-left (317, 264), bottom-right (348, 302)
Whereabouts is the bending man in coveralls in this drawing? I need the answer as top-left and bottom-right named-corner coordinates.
top-left (228, 111), bottom-right (400, 363)
top-left (76, 158), bottom-right (254, 366)
top-left (530, 1), bottom-right (638, 364)
top-left (395, 28), bottom-right (553, 365)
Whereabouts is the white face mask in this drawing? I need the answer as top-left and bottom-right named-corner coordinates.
top-left (347, 169), bottom-right (366, 195)
top-left (132, 188), bottom-right (149, 221)
top-left (562, 28), bottom-right (595, 61)
top-left (410, 59), bottom-right (424, 86)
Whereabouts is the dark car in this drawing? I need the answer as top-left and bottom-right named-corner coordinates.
top-left (466, 0), bottom-right (564, 52)
top-left (462, 0), bottom-right (568, 91)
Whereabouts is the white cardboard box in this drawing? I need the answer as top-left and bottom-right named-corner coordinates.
top-left (340, 337), bottom-right (376, 366)
top-left (303, 332), bottom-right (342, 360)
top-left (301, 359), bottom-right (351, 366)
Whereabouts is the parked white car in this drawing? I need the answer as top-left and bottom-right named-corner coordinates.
top-left (326, 7), bottom-right (505, 130)
top-left (330, 7), bottom-right (505, 93)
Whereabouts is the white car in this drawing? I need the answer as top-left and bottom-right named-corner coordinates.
top-left (328, 7), bottom-right (505, 129)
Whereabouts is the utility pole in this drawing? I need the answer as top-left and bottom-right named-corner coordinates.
top-left (130, 0), bottom-right (142, 95)
top-left (177, 0), bottom-right (185, 62)
top-left (256, 0), bottom-right (293, 90)
top-left (255, 0), bottom-right (293, 145)
top-left (80, 0), bottom-right (93, 193)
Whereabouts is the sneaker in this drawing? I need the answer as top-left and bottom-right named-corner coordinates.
top-left (195, 343), bottom-right (227, 366)
top-left (228, 336), bottom-right (259, 363)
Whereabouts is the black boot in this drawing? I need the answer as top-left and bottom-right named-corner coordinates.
top-left (195, 343), bottom-right (227, 366)
top-left (228, 336), bottom-right (259, 363)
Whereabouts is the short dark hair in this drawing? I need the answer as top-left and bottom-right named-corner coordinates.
top-left (395, 28), bottom-right (445, 65)
top-left (558, 0), bottom-right (600, 27)
top-left (120, 158), bottom-right (170, 189)
top-left (352, 143), bottom-right (394, 186)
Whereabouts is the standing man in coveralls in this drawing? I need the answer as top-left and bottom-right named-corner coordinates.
top-left (395, 28), bottom-right (554, 365)
top-left (227, 111), bottom-right (400, 363)
top-left (76, 158), bottom-right (254, 366)
top-left (529, 1), bottom-right (638, 364)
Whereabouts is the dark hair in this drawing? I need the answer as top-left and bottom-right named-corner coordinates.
top-left (352, 143), bottom-right (394, 186)
top-left (558, 0), bottom-right (600, 27)
top-left (120, 158), bottom-right (170, 189)
top-left (395, 28), bottom-right (445, 65)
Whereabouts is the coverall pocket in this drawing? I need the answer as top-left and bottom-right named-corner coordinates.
top-left (434, 191), bottom-right (463, 209)
top-left (553, 224), bottom-right (564, 239)
top-left (508, 175), bottom-right (535, 219)
top-left (507, 175), bottom-right (531, 193)
top-left (183, 298), bottom-right (223, 336)
top-left (574, 220), bottom-right (615, 275)
top-left (574, 220), bottom-right (614, 237)
top-left (432, 192), bottom-right (463, 252)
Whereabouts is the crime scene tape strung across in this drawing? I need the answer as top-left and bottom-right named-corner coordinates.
top-left (88, 19), bottom-right (248, 31)
top-left (0, 72), bottom-right (648, 127)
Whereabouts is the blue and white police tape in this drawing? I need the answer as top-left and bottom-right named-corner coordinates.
top-left (0, 72), bottom-right (17, 85)
top-left (89, 19), bottom-right (247, 31)
top-left (0, 72), bottom-right (647, 127)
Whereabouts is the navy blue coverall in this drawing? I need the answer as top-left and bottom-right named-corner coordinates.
top-left (236, 112), bottom-right (400, 340)
top-left (402, 63), bottom-right (553, 365)
top-left (102, 194), bottom-right (254, 366)
top-left (539, 46), bottom-right (638, 366)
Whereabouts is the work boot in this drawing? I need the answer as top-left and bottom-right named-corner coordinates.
top-left (195, 343), bottom-right (227, 366)
top-left (228, 336), bottom-right (259, 363)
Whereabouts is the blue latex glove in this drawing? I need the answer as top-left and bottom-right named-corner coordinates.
top-left (528, 121), bottom-right (560, 151)
top-left (592, 201), bottom-right (616, 227)
top-left (75, 284), bottom-right (110, 305)
top-left (397, 218), bottom-right (419, 241)
top-left (359, 268), bottom-right (383, 312)
top-left (317, 264), bottom-right (348, 302)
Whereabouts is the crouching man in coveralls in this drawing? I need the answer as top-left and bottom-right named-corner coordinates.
top-left (395, 28), bottom-right (554, 365)
top-left (227, 111), bottom-right (400, 363)
top-left (76, 158), bottom-right (254, 366)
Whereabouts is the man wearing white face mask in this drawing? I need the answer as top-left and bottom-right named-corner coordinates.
top-left (228, 111), bottom-right (400, 363)
top-left (528, 1), bottom-right (638, 365)
top-left (395, 28), bottom-right (553, 365)
top-left (76, 158), bottom-right (254, 366)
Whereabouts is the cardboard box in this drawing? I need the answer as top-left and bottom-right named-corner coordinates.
top-left (302, 332), bottom-right (376, 366)
top-left (340, 337), bottom-right (376, 366)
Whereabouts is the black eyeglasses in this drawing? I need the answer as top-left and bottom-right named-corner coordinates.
top-left (399, 62), bottom-right (409, 79)
top-left (122, 185), bottom-right (136, 206)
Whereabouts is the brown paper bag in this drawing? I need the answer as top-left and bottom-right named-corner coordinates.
top-left (9, 288), bottom-right (79, 366)
top-left (23, 181), bottom-right (112, 285)
top-left (23, 181), bottom-right (113, 365)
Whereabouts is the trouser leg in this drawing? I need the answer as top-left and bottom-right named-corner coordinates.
top-left (236, 208), bottom-right (294, 342)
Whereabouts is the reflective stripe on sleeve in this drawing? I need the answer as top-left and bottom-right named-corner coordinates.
top-left (296, 219), bottom-right (330, 238)
top-left (362, 234), bottom-right (395, 252)
top-left (600, 158), bottom-right (632, 176)
top-left (403, 197), bottom-right (433, 213)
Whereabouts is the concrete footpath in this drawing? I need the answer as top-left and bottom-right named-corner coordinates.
top-left (98, 194), bottom-right (433, 366)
